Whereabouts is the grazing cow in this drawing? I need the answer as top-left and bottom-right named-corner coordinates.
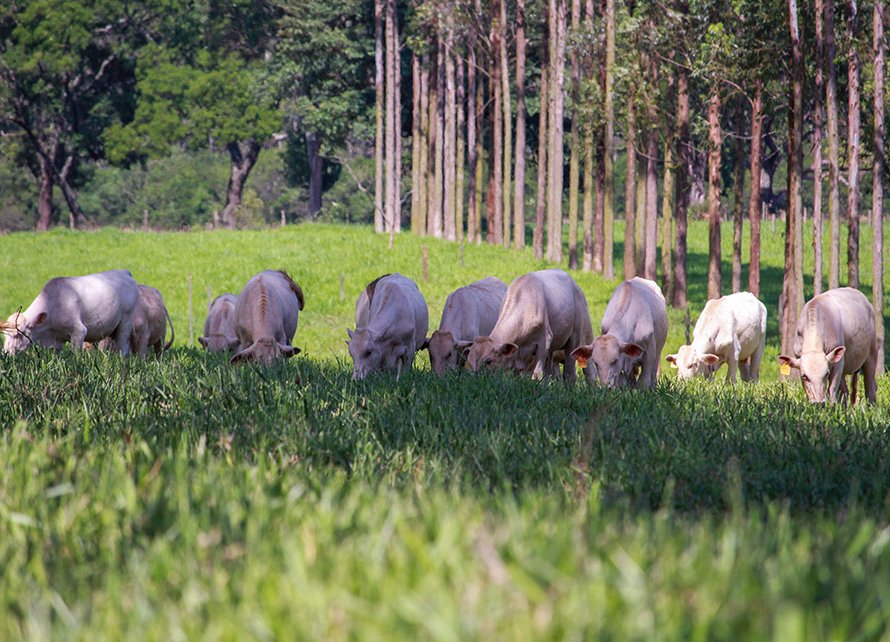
top-left (421, 276), bottom-right (507, 376)
top-left (99, 284), bottom-right (175, 355)
top-left (571, 277), bottom-right (667, 389)
top-left (231, 270), bottom-right (304, 365)
top-left (1, 270), bottom-right (139, 355)
top-left (464, 269), bottom-right (594, 383)
top-left (347, 273), bottom-right (429, 379)
top-left (666, 291), bottom-right (766, 383)
top-left (778, 287), bottom-right (878, 404)
top-left (199, 294), bottom-right (239, 353)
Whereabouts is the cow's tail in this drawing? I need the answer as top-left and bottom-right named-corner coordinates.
top-left (163, 309), bottom-right (175, 352)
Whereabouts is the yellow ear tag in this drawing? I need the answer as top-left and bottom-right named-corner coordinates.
top-left (577, 356), bottom-right (588, 369)
top-left (780, 363), bottom-right (791, 376)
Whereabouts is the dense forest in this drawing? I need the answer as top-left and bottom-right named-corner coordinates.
top-left (0, 0), bottom-right (887, 363)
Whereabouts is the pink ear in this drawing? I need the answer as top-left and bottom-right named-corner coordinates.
top-left (621, 343), bottom-right (644, 358)
top-left (777, 354), bottom-right (799, 369)
top-left (33, 312), bottom-right (47, 325)
top-left (827, 346), bottom-right (846, 364)
top-left (571, 345), bottom-right (593, 361)
top-left (701, 353), bottom-right (721, 365)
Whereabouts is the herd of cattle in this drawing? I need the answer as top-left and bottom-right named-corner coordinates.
top-left (0, 267), bottom-right (881, 404)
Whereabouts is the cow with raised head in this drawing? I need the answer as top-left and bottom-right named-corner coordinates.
top-left (199, 293), bottom-right (239, 353)
top-left (2, 270), bottom-right (139, 355)
top-left (422, 276), bottom-right (507, 376)
top-left (464, 269), bottom-right (594, 383)
top-left (231, 271), bottom-right (304, 365)
top-left (666, 291), bottom-right (766, 383)
top-left (571, 277), bottom-right (667, 389)
top-left (347, 273), bottom-right (429, 379)
top-left (778, 287), bottom-right (878, 404)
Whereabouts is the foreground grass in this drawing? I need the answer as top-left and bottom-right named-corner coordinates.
top-left (1, 224), bottom-right (890, 640)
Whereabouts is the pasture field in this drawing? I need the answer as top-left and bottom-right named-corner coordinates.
top-left (1, 222), bottom-right (890, 640)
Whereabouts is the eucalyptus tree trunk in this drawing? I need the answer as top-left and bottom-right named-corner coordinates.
top-left (490, 25), bottom-right (504, 245)
top-left (411, 53), bottom-right (424, 235)
top-left (568, 0), bottom-right (582, 269)
top-left (392, 1), bottom-right (402, 233)
top-left (384, 0), bottom-right (397, 232)
top-left (546, 0), bottom-right (566, 264)
top-left (534, 39), bottom-right (549, 260)
top-left (635, 167), bottom-right (645, 275)
top-left (443, 28), bottom-right (457, 241)
top-left (812, 0), bottom-right (825, 293)
top-left (644, 112), bottom-right (658, 279)
top-left (499, 0), bottom-right (512, 247)
top-left (672, 62), bottom-right (690, 309)
top-left (513, 0), bottom-right (527, 248)
top-left (623, 92), bottom-right (637, 280)
top-left (467, 44), bottom-right (479, 244)
top-left (374, 0), bottom-right (385, 233)
top-left (873, 0), bottom-right (885, 374)
top-left (661, 134), bottom-right (674, 298)
top-left (582, 0), bottom-right (595, 271)
top-left (826, 0), bottom-right (841, 289)
top-left (428, 44), bottom-right (443, 237)
top-left (846, 0), bottom-right (861, 288)
top-left (456, 52), bottom-right (466, 242)
top-left (418, 54), bottom-right (430, 235)
top-left (731, 98), bottom-right (746, 293)
top-left (602, 0), bottom-right (615, 278)
top-left (473, 43), bottom-right (485, 244)
top-left (748, 80), bottom-right (764, 297)
top-left (706, 91), bottom-right (722, 300)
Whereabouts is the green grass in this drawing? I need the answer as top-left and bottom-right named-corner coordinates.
top-left (1, 222), bottom-right (889, 640)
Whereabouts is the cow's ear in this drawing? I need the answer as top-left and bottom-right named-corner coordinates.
top-left (701, 353), bottom-right (721, 365)
top-left (827, 345), bottom-right (846, 364)
top-left (198, 336), bottom-right (208, 348)
top-left (456, 341), bottom-right (474, 359)
top-left (346, 328), bottom-right (354, 341)
top-left (498, 342), bottom-right (518, 357)
top-left (231, 345), bottom-right (255, 364)
top-left (777, 354), bottom-right (799, 369)
top-left (621, 343), bottom-right (644, 358)
top-left (419, 337), bottom-right (430, 351)
top-left (279, 344), bottom-right (300, 359)
top-left (33, 312), bottom-right (47, 326)
top-left (570, 345), bottom-right (593, 361)
top-left (666, 354), bottom-right (678, 367)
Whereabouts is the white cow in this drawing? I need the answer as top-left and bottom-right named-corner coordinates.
top-left (778, 287), bottom-right (878, 404)
top-left (2, 270), bottom-right (139, 355)
top-left (666, 291), bottom-right (766, 383)
top-left (422, 276), bottom-right (507, 376)
top-left (231, 271), bottom-right (304, 364)
top-left (571, 277), bottom-right (667, 389)
top-left (347, 273), bottom-right (429, 379)
top-left (199, 293), bottom-right (239, 353)
top-left (464, 269), bottom-right (594, 383)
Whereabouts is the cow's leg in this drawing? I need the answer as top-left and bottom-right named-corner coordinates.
top-left (863, 341), bottom-right (878, 403)
top-left (850, 372), bottom-right (859, 405)
top-left (113, 318), bottom-right (134, 356)
top-left (531, 328), bottom-right (553, 381)
top-left (829, 364), bottom-right (847, 403)
top-left (748, 338), bottom-right (765, 382)
top-left (69, 322), bottom-right (88, 350)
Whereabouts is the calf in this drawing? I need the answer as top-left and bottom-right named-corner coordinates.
top-left (231, 271), bottom-right (304, 364)
top-left (464, 269), bottom-right (594, 383)
top-left (2, 270), bottom-right (139, 355)
top-left (571, 277), bottom-right (667, 389)
top-left (199, 294), bottom-right (239, 353)
top-left (778, 287), bottom-right (878, 403)
top-left (422, 276), bottom-right (507, 376)
top-left (666, 291), bottom-right (766, 383)
top-left (348, 273), bottom-right (429, 379)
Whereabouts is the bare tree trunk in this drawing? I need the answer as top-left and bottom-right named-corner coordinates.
top-left (384, 0), bottom-right (397, 232)
top-left (782, 0), bottom-right (806, 361)
top-left (623, 92), bottom-right (637, 280)
top-left (418, 54), bottom-right (430, 235)
top-left (474, 44), bottom-right (485, 244)
top-left (499, 0), bottom-right (513, 247)
top-left (707, 91), bottom-right (722, 300)
top-left (547, 0), bottom-right (566, 263)
top-left (222, 139), bottom-right (262, 226)
top-left (444, 28), bottom-right (457, 241)
top-left (468, 44), bottom-right (478, 244)
top-left (36, 154), bottom-right (53, 231)
top-left (582, 0), bottom-right (595, 271)
top-left (456, 52), bottom-right (466, 243)
top-left (374, 0), bottom-right (385, 233)
top-left (567, 0), bottom-right (582, 269)
top-left (826, 0), bottom-right (841, 289)
top-left (411, 52), bottom-right (423, 235)
top-left (813, 0), bottom-right (825, 293)
top-left (731, 97), bottom-right (746, 293)
top-left (748, 80), bottom-right (764, 297)
top-left (429, 43), bottom-right (443, 237)
top-left (672, 61), bottom-right (690, 309)
top-left (644, 104), bottom-right (658, 280)
top-left (490, 24), bottom-right (504, 245)
top-left (873, 0), bottom-right (885, 374)
top-left (603, 0), bottom-right (615, 278)
top-left (534, 40), bottom-right (549, 260)
top-left (661, 134), bottom-right (675, 298)
top-left (514, 0), bottom-right (528, 249)
top-left (634, 168), bottom-right (645, 275)
top-left (846, 0), bottom-right (861, 288)
top-left (392, 3), bottom-right (402, 233)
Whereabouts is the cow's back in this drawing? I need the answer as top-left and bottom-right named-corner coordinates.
top-left (439, 276), bottom-right (507, 340)
top-left (367, 274), bottom-right (428, 349)
top-left (603, 277), bottom-right (666, 347)
top-left (66, 270), bottom-right (139, 339)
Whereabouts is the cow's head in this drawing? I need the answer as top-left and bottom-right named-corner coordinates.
top-left (778, 346), bottom-right (845, 403)
top-left (464, 336), bottom-right (520, 373)
top-left (1, 311), bottom-right (46, 354)
top-left (422, 330), bottom-right (467, 376)
top-left (572, 335), bottom-right (644, 388)
top-left (199, 334), bottom-right (240, 353)
top-left (230, 337), bottom-right (299, 365)
top-left (665, 345), bottom-right (721, 380)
